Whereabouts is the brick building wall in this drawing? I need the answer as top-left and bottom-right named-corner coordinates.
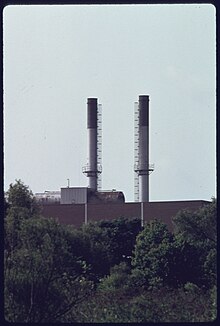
top-left (41, 200), bottom-right (210, 231)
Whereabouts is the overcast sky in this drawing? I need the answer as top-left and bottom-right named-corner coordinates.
top-left (3, 4), bottom-right (216, 202)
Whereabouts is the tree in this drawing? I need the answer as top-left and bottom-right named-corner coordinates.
top-left (97, 217), bottom-right (142, 266)
top-left (4, 180), bottom-right (40, 255)
top-left (81, 217), bottom-right (142, 278)
top-left (167, 235), bottom-right (210, 288)
top-left (5, 179), bottom-right (40, 216)
top-left (131, 220), bottom-right (174, 288)
top-left (172, 199), bottom-right (217, 289)
top-left (4, 181), bottom-right (94, 322)
top-left (172, 198), bottom-right (217, 244)
top-left (131, 200), bottom-right (217, 290)
top-left (4, 216), bottom-right (93, 322)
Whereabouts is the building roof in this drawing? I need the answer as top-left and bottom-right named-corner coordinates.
top-left (88, 190), bottom-right (125, 203)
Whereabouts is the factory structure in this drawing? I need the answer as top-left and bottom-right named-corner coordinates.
top-left (35, 95), bottom-right (210, 230)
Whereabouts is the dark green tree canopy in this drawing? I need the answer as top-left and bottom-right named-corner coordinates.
top-left (81, 216), bottom-right (142, 277)
top-left (131, 220), bottom-right (174, 288)
top-left (5, 179), bottom-right (40, 216)
top-left (172, 198), bottom-right (216, 244)
top-left (4, 215), bottom-right (93, 323)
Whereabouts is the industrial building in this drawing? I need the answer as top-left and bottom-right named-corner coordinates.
top-left (40, 200), bottom-right (209, 231)
top-left (35, 96), bottom-right (210, 230)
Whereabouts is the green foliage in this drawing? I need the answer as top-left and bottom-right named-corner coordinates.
top-left (73, 285), bottom-right (216, 323)
top-left (131, 220), bottom-right (174, 288)
top-left (4, 180), bottom-right (41, 253)
top-left (209, 285), bottom-right (217, 321)
top-left (129, 286), bottom-right (215, 322)
top-left (98, 262), bottom-right (131, 292)
top-left (73, 289), bottom-right (133, 323)
top-left (167, 236), bottom-right (207, 288)
top-left (131, 200), bottom-right (217, 290)
top-left (5, 219), bottom-right (91, 322)
top-left (203, 248), bottom-right (217, 287)
top-left (81, 216), bottom-right (141, 278)
top-left (5, 179), bottom-right (40, 215)
top-left (172, 199), bottom-right (217, 289)
top-left (5, 207), bottom-right (29, 253)
top-left (80, 222), bottom-right (111, 278)
top-left (4, 212), bottom-right (93, 322)
top-left (96, 216), bottom-right (141, 264)
top-left (172, 198), bottom-right (217, 244)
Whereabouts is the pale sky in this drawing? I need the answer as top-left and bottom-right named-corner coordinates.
top-left (3, 4), bottom-right (216, 202)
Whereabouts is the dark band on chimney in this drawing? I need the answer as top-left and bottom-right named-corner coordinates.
top-left (87, 98), bottom-right (97, 129)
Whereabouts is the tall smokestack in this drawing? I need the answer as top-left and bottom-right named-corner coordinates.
top-left (83, 98), bottom-right (101, 190)
top-left (139, 95), bottom-right (149, 202)
top-left (134, 95), bottom-right (154, 202)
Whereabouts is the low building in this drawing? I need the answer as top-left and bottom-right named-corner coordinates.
top-left (40, 200), bottom-right (210, 231)
top-left (60, 187), bottom-right (125, 204)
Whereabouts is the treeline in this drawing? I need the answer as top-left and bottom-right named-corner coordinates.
top-left (4, 180), bottom-right (217, 322)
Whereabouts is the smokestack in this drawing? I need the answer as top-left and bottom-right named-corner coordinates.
top-left (134, 95), bottom-right (154, 202)
top-left (139, 95), bottom-right (149, 202)
top-left (83, 98), bottom-right (101, 190)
